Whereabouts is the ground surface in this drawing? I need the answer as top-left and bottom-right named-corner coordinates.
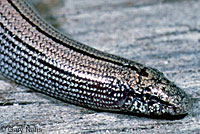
top-left (0, 0), bottom-right (200, 133)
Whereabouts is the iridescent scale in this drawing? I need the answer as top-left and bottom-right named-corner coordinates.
top-left (0, 0), bottom-right (192, 118)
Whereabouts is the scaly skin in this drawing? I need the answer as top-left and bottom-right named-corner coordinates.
top-left (0, 0), bottom-right (192, 119)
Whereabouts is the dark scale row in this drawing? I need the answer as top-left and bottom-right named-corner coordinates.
top-left (0, 36), bottom-right (170, 115)
top-left (0, 25), bottom-right (174, 115)
top-left (1, 0), bottom-right (191, 118)
top-left (3, 1), bottom-right (130, 81)
top-left (0, 25), bottom-right (126, 110)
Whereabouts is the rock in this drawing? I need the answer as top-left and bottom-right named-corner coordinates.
top-left (0, 0), bottom-right (199, 133)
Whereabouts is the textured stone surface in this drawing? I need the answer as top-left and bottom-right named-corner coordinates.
top-left (0, 0), bottom-right (200, 133)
